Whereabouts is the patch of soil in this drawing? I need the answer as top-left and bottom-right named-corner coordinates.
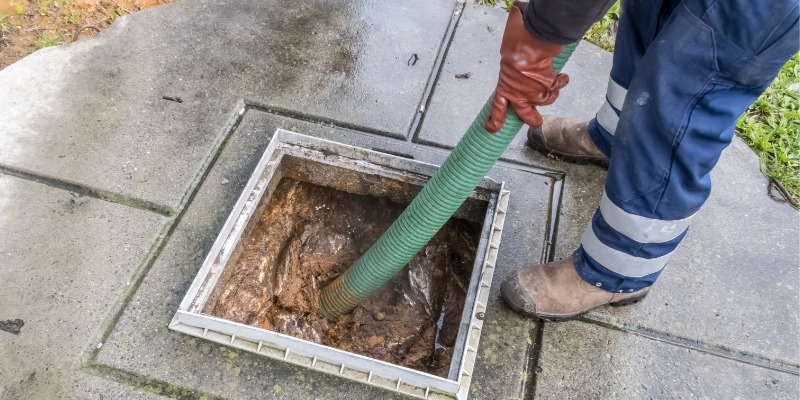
top-left (0, 0), bottom-right (178, 70)
top-left (209, 178), bottom-right (481, 377)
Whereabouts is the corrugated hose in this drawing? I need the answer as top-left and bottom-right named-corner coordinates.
top-left (320, 42), bottom-right (578, 320)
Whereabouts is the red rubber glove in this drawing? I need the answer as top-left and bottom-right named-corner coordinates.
top-left (486, 3), bottom-right (569, 133)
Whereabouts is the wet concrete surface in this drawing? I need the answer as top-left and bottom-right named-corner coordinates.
top-left (0, 174), bottom-right (166, 398)
top-left (0, 0), bottom-right (457, 209)
top-left (416, 2), bottom-right (610, 159)
top-left (416, 2), bottom-right (517, 148)
top-left (534, 321), bottom-right (798, 399)
top-left (1, 369), bottom-right (167, 400)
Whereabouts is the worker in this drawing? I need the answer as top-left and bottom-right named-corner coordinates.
top-left (490, 0), bottom-right (799, 320)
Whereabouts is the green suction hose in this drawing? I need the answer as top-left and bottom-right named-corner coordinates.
top-left (319, 42), bottom-right (579, 320)
top-left (552, 41), bottom-right (577, 74)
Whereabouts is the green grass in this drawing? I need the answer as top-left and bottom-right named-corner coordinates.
top-left (0, 14), bottom-right (14, 35)
top-left (474, 0), bottom-right (514, 10)
top-left (101, 4), bottom-right (124, 24)
top-left (35, 32), bottom-right (60, 48)
top-left (66, 8), bottom-right (81, 24)
top-left (39, 0), bottom-right (52, 16)
top-left (736, 54), bottom-right (800, 206)
top-left (584, 1), bottom-right (620, 52)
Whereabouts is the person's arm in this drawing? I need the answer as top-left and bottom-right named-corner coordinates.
top-left (524, 0), bottom-right (618, 44)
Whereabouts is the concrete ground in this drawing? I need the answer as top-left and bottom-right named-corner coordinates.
top-left (0, 1), bottom-right (797, 399)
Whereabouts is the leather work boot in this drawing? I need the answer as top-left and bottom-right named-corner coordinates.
top-left (501, 256), bottom-right (649, 321)
top-left (526, 116), bottom-right (609, 168)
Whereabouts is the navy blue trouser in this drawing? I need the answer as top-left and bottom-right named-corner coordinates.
top-left (574, 0), bottom-right (799, 292)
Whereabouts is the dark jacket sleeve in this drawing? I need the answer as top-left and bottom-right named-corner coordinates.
top-left (524, 0), bottom-right (618, 44)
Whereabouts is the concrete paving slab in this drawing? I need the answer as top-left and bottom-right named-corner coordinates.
top-left (583, 137), bottom-right (800, 370)
top-left (415, 2), bottom-right (611, 163)
top-left (415, 2), bottom-right (510, 147)
top-left (0, 0), bottom-right (457, 210)
top-left (95, 109), bottom-right (554, 399)
top-left (2, 369), bottom-right (166, 400)
top-left (534, 321), bottom-right (798, 399)
top-left (0, 174), bottom-right (167, 398)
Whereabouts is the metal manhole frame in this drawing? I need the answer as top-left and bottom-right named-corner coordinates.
top-left (170, 129), bottom-right (509, 399)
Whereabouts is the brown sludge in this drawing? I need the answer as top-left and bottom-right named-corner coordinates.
top-left (209, 178), bottom-right (481, 377)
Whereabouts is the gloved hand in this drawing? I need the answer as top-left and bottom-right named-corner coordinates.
top-left (486, 2), bottom-right (569, 133)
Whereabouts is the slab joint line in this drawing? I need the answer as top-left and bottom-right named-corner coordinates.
top-left (80, 100), bottom-right (248, 368)
top-left (0, 164), bottom-right (174, 217)
top-left (525, 322), bottom-right (547, 399)
top-left (245, 98), bottom-right (567, 179)
top-left (408, 1), bottom-right (465, 141)
top-left (245, 101), bottom-right (405, 140)
top-left (578, 317), bottom-right (800, 375)
top-left (540, 177), bottom-right (564, 264)
top-left (84, 364), bottom-right (224, 400)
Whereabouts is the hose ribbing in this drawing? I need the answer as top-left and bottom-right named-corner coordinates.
top-left (553, 42), bottom-right (578, 75)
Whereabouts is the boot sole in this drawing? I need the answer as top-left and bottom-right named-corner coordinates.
top-left (503, 289), bottom-right (649, 323)
top-left (526, 128), bottom-right (609, 169)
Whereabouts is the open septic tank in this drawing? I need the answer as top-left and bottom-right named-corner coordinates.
top-left (170, 130), bottom-right (509, 399)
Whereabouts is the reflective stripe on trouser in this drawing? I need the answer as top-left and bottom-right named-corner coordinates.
top-left (588, 78), bottom-right (626, 156)
top-left (575, 0), bottom-right (799, 292)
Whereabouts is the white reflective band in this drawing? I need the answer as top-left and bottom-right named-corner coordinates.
top-left (606, 78), bottom-right (627, 111)
top-left (596, 100), bottom-right (619, 135)
top-left (600, 193), bottom-right (694, 243)
top-left (581, 223), bottom-right (671, 277)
